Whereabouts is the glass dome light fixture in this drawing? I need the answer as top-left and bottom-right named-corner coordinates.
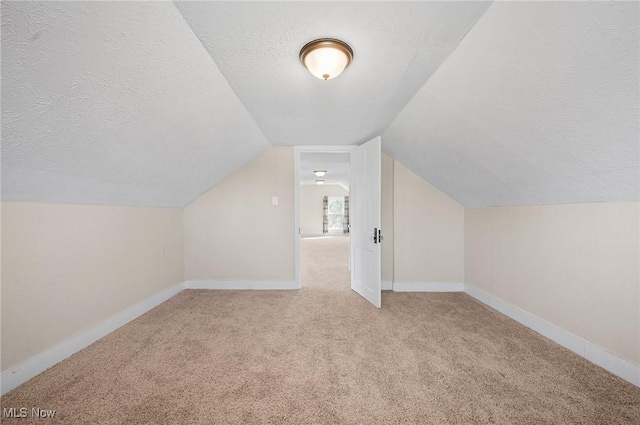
top-left (315, 180), bottom-right (325, 185)
top-left (313, 170), bottom-right (327, 177)
top-left (300, 38), bottom-right (354, 80)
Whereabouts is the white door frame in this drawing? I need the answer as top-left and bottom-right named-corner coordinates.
top-left (293, 145), bottom-right (356, 288)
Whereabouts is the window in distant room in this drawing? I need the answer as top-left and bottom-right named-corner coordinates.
top-left (327, 197), bottom-right (344, 230)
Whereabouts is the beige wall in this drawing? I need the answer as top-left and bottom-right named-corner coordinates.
top-left (392, 162), bottom-right (465, 284)
top-left (182, 147), bottom-right (460, 286)
top-left (465, 203), bottom-right (640, 366)
top-left (184, 147), bottom-right (295, 282)
top-left (381, 154), bottom-right (394, 283)
top-left (300, 184), bottom-right (348, 236)
top-left (1, 202), bottom-right (184, 371)
top-left (7, 146), bottom-right (634, 382)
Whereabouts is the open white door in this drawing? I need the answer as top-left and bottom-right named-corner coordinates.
top-left (350, 136), bottom-right (381, 308)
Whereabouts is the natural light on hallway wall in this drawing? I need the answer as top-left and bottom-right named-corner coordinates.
top-left (300, 39), bottom-right (353, 80)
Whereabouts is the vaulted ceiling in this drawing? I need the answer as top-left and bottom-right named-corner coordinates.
top-left (1, 1), bottom-right (269, 207)
top-left (384, 1), bottom-right (639, 206)
top-left (175, 1), bottom-right (490, 146)
top-left (2, 1), bottom-right (638, 208)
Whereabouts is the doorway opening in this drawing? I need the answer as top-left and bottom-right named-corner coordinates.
top-left (294, 148), bottom-right (353, 290)
top-left (294, 138), bottom-right (381, 307)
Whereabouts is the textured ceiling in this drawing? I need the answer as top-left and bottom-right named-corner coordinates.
top-left (2, 1), bottom-right (637, 208)
top-left (383, 1), bottom-right (639, 207)
top-left (300, 153), bottom-right (350, 190)
top-left (175, 0), bottom-right (491, 146)
top-left (1, 1), bottom-right (269, 207)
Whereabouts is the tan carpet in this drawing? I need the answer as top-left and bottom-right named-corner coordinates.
top-left (301, 236), bottom-right (351, 291)
top-left (2, 236), bottom-right (639, 424)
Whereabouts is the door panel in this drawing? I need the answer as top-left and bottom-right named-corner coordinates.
top-left (350, 136), bottom-right (381, 308)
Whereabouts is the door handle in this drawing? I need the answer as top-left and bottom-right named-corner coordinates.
top-left (372, 228), bottom-right (378, 244)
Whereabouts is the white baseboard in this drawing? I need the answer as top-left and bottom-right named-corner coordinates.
top-left (184, 280), bottom-right (299, 290)
top-left (1, 282), bottom-right (185, 395)
top-left (392, 282), bottom-right (464, 292)
top-left (381, 281), bottom-right (393, 291)
top-left (464, 284), bottom-right (640, 388)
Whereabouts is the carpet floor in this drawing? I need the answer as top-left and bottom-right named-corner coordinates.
top-left (2, 236), bottom-right (639, 424)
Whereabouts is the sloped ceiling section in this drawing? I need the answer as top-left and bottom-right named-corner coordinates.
top-left (1, 1), bottom-right (270, 207)
top-left (4, 1), bottom-right (636, 209)
top-left (175, 1), bottom-right (491, 146)
top-left (384, 1), bottom-right (639, 207)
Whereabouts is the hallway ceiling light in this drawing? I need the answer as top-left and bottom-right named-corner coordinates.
top-left (315, 180), bottom-right (325, 185)
top-left (300, 38), bottom-right (353, 80)
top-left (313, 170), bottom-right (327, 177)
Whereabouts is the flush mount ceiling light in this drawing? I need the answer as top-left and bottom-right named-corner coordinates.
top-left (313, 170), bottom-right (327, 177)
top-left (315, 180), bottom-right (325, 185)
top-left (300, 38), bottom-right (353, 80)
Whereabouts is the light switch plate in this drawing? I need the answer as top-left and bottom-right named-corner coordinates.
top-left (272, 196), bottom-right (279, 206)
